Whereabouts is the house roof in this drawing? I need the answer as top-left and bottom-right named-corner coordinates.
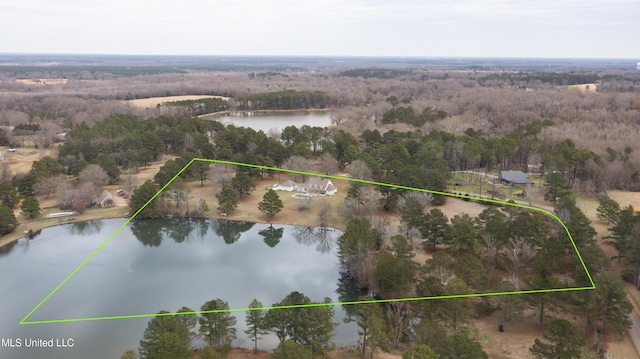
top-left (99, 190), bottom-right (113, 202)
top-left (281, 180), bottom-right (298, 187)
top-left (305, 177), bottom-right (333, 188)
top-left (500, 171), bottom-right (534, 185)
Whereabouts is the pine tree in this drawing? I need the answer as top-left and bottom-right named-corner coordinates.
top-left (216, 184), bottom-right (240, 215)
top-left (20, 196), bottom-right (41, 219)
top-left (258, 189), bottom-right (283, 221)
top-left (199, 299), bottom-right (237, 349)
top-left (0, 204), bottom-right (19, 235)
top-left (245, 299), bottom-right (268, 353)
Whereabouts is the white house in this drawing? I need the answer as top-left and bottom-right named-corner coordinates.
top-left (300, 177), bottom-right (337, 196)
top-left (279, 180), bottom-right (298, 192)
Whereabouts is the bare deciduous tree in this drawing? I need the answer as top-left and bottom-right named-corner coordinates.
top-left (211, 164), bottom-right (236, 190)
top-left (347, 159), bottom-right (373, 180)
top-left (0, 163), bottom-right (11, 182)
top-left (34, 174), bottom-right (67, 199)
top-left (78, 164), bottom-right (109, 191)
top-left (317, 199), bottom-right (331, 228)
top-left (317, 152), bottom-right (339, 175)
top-left (284, 155), bottom-right (311, 183)
top-left (505, 238), bottom-right (536, 288)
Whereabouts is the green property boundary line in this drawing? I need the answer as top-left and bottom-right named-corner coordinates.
top-left (19, 158), bottom-right (595, 325)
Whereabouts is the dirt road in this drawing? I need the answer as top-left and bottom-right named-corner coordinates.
top-left (630, 310), bottom-right (640, 356)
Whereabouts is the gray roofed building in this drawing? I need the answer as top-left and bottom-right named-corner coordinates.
top-left (300, 177), bottom-right (337, 195)
top-left (499, 170), bottom-right (534, 186)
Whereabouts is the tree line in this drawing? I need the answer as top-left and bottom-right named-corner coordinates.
top-left (122, 292), bottom-right (336, 359)
top-left (235, 90), bottom-right (328, 110)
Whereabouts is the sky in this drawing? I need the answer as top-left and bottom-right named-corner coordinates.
top-left (0, 0), bottom-right (638, 58)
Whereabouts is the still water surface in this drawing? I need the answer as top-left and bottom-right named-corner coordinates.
top-left (0, 218), bottom-right (359, 359)
top-left (207, 111), bottom-right (332, 133)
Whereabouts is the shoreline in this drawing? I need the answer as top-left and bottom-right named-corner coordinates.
top-left (198, 107), bottom-right (330, 119)
top-left (0, 206), bottom-right (130, 249)
top-left (0, 208), bottom-right (347, 250)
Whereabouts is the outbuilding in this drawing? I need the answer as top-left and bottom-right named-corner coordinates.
top-left (499, 170), bottom-right (534, 186)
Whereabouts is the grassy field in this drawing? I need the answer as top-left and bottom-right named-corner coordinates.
top-left (125, 95), bottom-right (230, 108)
top-left (567, 83), bottom-right (599, 92)
top-left (15, 78), bottom-right (68, 86)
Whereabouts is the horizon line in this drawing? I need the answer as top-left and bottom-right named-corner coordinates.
top-left (0, 52), bottom-right (638, 61)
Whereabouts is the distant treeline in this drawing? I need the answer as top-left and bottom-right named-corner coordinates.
top-left (165, 98), bottom-right (229, 116)
top-left (382, 106), bottom-right (448, 126)
top-left (339, 68), bottom-right (412, 79)
top-left (1, 66), bottom-right (187, 78)
top-left (477, 72), bottom-right (613, 86)
top-left (235, 90), bottom-right (328, 110)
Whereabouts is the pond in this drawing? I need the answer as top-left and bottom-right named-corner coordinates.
top-left (204, 111), bottom-right (332, 133)
top-left (0, 218), bottom-right (362, 359)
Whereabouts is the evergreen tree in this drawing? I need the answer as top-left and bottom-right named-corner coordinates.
top-left (245, 299), bottom-right (268, 353)
top-left (605, 205), bottom-right (640, 287)
top-left (258, 189), bottom-right (283, 221)
top-left (270, 340), bottom-right (311, 359)
top-left (216, 184), bottom-right (240, 215)
top-left (20, 196), bottom-right (41, 219)
top-left (338, 218), bottom-right (376, 286)
top-left (231, 171), bottom-right (256, 198)
top-left (530, 318), bottom-right (585, 359)
top-left (129, 180), bottom-right (163, 219)
top-left (593, 270), bottom-right (632, 335)
top-left (199, 299), bottom-right (237, 349)
top-left (596, 197), bottom-right (620, 225)
top-left (0, 181), bottom-right (19, 208)
top-left (138, 311), bottom-right (192, 359)
top-left (0, 204), bottom-right (19, 235)
top-left (420, 208), bottom-right (449, 250)
top-left (343, 295), bottom-right (387, 359)
top-left (440, 331), bottom-right (488, 359)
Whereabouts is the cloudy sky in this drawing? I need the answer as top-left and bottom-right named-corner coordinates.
top-left (1, 0), bottom-right (638, 58)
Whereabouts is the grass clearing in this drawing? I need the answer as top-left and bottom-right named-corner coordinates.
top-left (15, 78), bottom-right (68, 86)
top-left (125, 95), bottom-right (230, 108)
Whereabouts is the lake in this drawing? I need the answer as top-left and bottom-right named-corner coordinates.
top-left (204, 111), bottom-right (332, 133)
top-left (0, 218), bottom-right (361, 359)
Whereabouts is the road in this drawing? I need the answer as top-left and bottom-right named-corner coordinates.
top-left (629, 301), bottom-right (640, 356)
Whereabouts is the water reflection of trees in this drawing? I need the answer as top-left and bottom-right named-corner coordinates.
top-left (164, 218), bottom-right (196, 243)
top-left (131, 218), bottom-right (212, 246)
top-left (0, 240), bottom-right (18, 257)
top-left (70, 220), bottom-right (104, 236)
top-left (131, 219), bottom-right (166, 247)
top-left (258, 224), bottom-right (284, 247)
top-left (292, 225), bottom-right (335, 254)
top-left (210, 219), bottom-right (255, 245)
top-left (335, 271), bottom-right (368, 316)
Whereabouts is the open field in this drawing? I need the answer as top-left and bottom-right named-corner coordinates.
top-left (607, 190), bottom-right (640, 211)
top-left (15, 78), bottom-right (68, 86)
top-left (567, 83), bottom-right (599, 92)
top-left (125, 95), bottom-right (230, 108)
top-left (0, 146), bottom-right (57, 176)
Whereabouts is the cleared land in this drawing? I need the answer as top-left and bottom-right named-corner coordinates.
top-left (15, 78), bottom-right (68, 86)
top-left (125, 95), bottom-right (230, 108)
top-left (567, 83), bottom-right (599, 92)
